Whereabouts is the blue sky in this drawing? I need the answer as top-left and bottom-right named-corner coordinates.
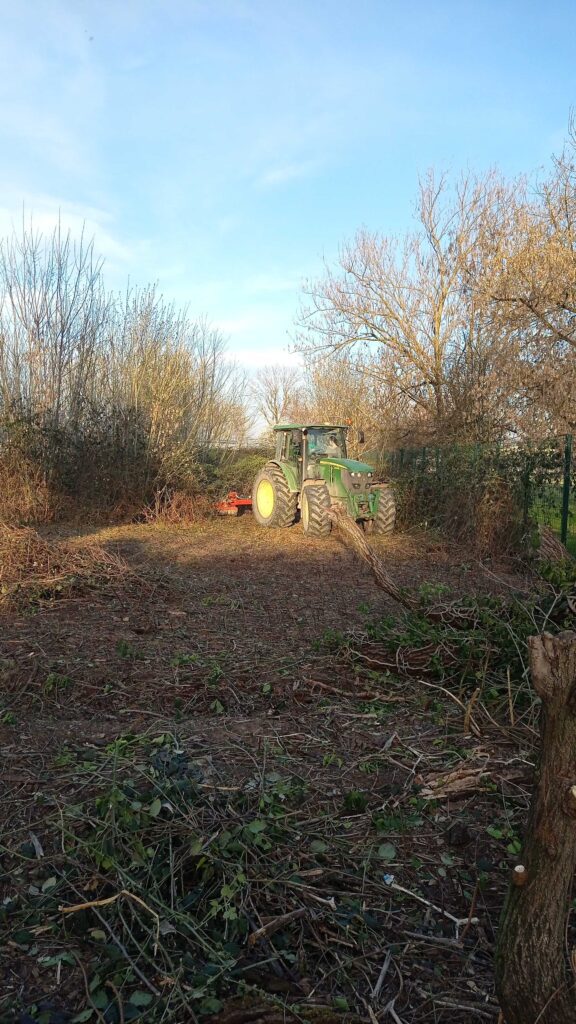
top-left (0, 0), bottom-right (574, 368)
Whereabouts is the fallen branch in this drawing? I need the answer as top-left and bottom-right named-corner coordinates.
top-left (60, 887), bottom-right (160, 956)
top-left (418, 765), bottom-right (490, 800)
top-left (383, 875), bottom-right (479, 941)
top-left (328, 504), bottom-right (416, 611)
top-left (248, 908), bottom-right (307, 946)
top-left (305, 678), bottom-right (404, 701)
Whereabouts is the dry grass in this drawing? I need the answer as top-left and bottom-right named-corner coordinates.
top-left (0, 459), bottom-right (64, 524)
top-left (474, 476), bottom-right (524, 557)
top-left (536, 524), bottom-right (575, 564)
top-left (0, 523), bottom-right (134, 612)
top-left (141, 487), bottom-right (215, 525)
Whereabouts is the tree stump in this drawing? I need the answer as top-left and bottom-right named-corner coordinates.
top-left (496, 630), bottom-right (576, 1024)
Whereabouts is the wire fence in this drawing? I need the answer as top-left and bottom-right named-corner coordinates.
top-left (382, 434), bottom-right (575, 555)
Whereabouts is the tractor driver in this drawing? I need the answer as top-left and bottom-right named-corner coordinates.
top-left (306, 429), bottom-right (341, 458)
top-left (325, 433), bottom-right (341, 457)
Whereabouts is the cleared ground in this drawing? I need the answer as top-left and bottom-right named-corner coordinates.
top-left (0, 516), bottom-right (534, 1024)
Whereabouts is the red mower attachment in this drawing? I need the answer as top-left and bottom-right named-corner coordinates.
top-left (215, 491), bottom-right (253, 516)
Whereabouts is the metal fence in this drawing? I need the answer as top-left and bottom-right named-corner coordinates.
top-left (383, 434), bottom-right (575, 554)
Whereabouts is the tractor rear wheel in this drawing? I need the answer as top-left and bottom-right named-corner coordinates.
top-left (252, 464), bottom-right (297, 528)
top-left (372, 484), bottom-right (396, 535)
top-left (301, 483), bottom-right (331, 537)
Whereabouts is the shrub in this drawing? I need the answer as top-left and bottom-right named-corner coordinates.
top-left (387, 438), bottom-right (569, 556)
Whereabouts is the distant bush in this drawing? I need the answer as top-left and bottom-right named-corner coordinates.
top-left (212, 451), bottom-right (271, 495)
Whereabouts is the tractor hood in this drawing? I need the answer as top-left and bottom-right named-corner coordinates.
top-left (319, 457), bottom-right (374, 474)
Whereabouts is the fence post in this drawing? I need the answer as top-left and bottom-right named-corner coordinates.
top-left (522, 454), bottom-right (532, 531)
top-left (561, 434), bottom-right (573, 546)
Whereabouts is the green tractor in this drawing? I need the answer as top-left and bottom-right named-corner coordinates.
top-left (252, 423), bottom-right (395, 537)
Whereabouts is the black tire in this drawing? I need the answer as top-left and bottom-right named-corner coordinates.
top-left (252, 463), bottom-right (297, 528)
top-left (301, 483), bottom-right (331, 537)
top-left (372, 483), bottom-right (396, 535)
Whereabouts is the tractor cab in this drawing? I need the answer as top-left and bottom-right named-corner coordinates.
top-left (252, 422), bottom-right (396, 538)
top-left (274, 424), bottom-right (348, 481)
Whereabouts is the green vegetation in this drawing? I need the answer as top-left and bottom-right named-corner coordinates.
top-left (1, 731), bottom-right (430, 1022)
top-left (384, 435), bottom-right (575, 556)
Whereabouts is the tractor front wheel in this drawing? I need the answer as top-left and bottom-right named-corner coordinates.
top-left (252, 464), bottom-right (298, 528)
top-left (301, 483), bottom-right (331, 537)
top-left (372, 484), bottom-right (396, 535)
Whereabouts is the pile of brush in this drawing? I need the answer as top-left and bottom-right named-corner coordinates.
top-left (0, 523), bottom-right (134, 612)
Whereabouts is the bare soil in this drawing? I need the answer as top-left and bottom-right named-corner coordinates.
top-left (0, 515), bottom-right (534, 1024)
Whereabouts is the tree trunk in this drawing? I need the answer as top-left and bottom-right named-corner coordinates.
top-left (496, 631), bottom-right (576, 1024)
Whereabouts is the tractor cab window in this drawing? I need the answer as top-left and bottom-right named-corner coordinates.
top-left (290, 429), bottom-right (303, 457)
top-left (306, 428), bottom-right (346, 459)
top-left (275, 432), bottom-right (288, 460)
top-left (275, 430), bottom-right (302, 461)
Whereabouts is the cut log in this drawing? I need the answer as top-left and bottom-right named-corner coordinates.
top-left (495, 630), bottom-right (576, 1024)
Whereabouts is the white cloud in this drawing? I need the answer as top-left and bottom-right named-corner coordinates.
top-left (0, 194), bottom-right (136, 274)
top-left (0, 5), bottom-right (104, 184)
top-left (257, 160), bottom-right (318, 188)
top-left (214, 305), bottom-right (292, 337)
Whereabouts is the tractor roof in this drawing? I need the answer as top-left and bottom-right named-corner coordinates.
top-left (273, 423), bottom-right (349, 431)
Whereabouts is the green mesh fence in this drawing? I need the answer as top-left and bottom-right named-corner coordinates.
top-left (382, 435), bottom-right (575, 555)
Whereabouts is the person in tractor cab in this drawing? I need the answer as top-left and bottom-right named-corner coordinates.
top-left (306, 428), bottom-right (342, 458)
top-left (325, 433), bottom-right (341, 457)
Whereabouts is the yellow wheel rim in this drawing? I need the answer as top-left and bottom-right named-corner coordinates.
top-left (302, 492), bottom-right (309, 530)
top-left (256, 479), bottom-right (274, 518)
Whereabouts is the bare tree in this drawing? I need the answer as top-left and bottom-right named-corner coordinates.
top-left (466, 123), bottom-right (576, 432)
top-left (483, 126), bottom-right (576, 356)
top-left (0, 218), bottom-right (111, 428)
top-left (300, 350), bottom-right (409, 451)
top-left (297, 171), bottom-right (511, 440)
top-left (251, 363), bottom-right (304, 427)
top-left (0, 219), bottom-right (250, 508)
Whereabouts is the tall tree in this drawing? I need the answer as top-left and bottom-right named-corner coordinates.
top-left (468, 124), bottom-right (576, 432)
top-left (297, 171), bottom-right (512, 441)
top-left (251, 363), bottom-right (304, 427)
